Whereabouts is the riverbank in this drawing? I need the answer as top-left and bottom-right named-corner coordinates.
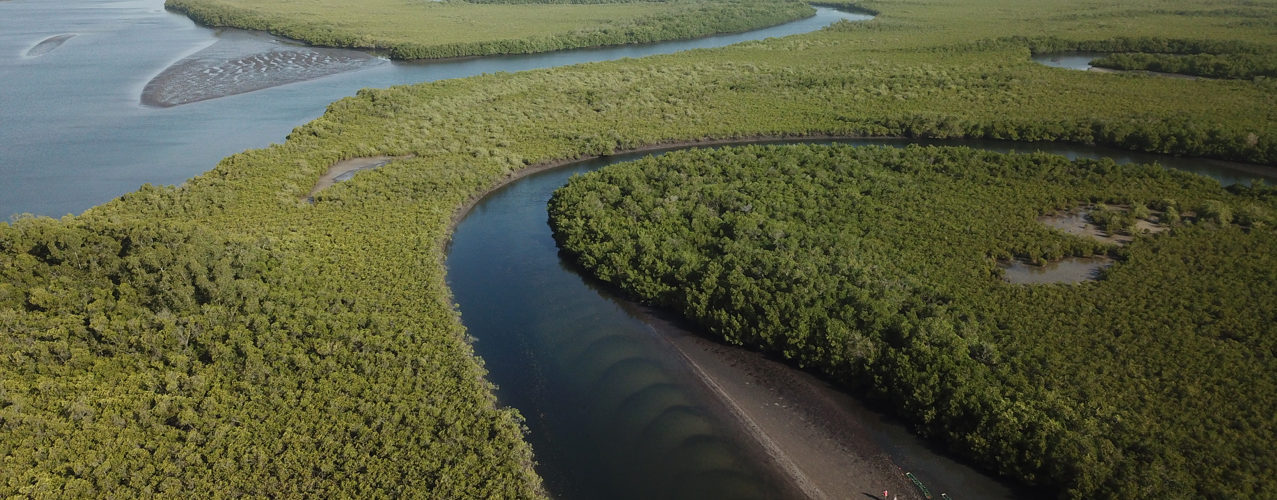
top-left (164, 0), bottom-right (817, 61)
top-left (5, 0), bottom-right (1275, 495)
top-left (442, 137), bottom-right (1040, 500)
top-left (637, 305), bottom-right (939, 500)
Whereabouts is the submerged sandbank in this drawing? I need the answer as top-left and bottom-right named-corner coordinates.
top-left (26, 34), bottom-right (75, 57)
top-left (142, 30), bottom-right (382, 107)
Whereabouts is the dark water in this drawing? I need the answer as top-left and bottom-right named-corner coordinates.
top-left (448, 156), bottom-right (802, 499)
top-left (0, 0), bottom-right (868, 219)
top-left (445, 138), bottom-right (1270, 499)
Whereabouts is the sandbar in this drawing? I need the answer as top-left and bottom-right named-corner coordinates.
top-left (26, 34), bottom-right (75, 57)
top-left (142, 30), bottom-right (382, 107)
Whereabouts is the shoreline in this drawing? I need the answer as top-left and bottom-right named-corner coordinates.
top-left (442, 134), bottom-right (1021, 500)
top-left (304, 155), bottom-right (406, 201)
top-left (164, 2), bottom-right (835, 63)
top-left (630, 304), bottom-right (921, 499)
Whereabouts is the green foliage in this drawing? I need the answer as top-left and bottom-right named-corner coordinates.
top-left (0, 216), bottom-right (543, 494)
top-left (1092, 52), bottom-right (1277, 80)
top-left (165, 0), bottom-right (815, 60)
top-left (4, 0), bottom-right (1276, 496)
top-left (548, 144), bottom-right (1277, 498)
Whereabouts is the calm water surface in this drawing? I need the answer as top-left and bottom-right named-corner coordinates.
top-left (5, 1), bottom-right (1275, 498)
top-left (0, 0), bottom-right (868, 218)
top-left (445, 138), bottom-right (1272, 499)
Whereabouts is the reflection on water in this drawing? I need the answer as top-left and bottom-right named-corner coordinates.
top-left (141, 31), bottom-right (383, 107)
top-left (1032, 52), bottom-right (1102, 70)
top-left (999, 256), bottom-right (1112, 284)
top-left (447, 158), bottom-right (798, 499)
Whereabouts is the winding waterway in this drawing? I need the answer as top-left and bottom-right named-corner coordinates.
top-left (5, 1), bottom-right (1277, 498)
top-left (444, 138), bottom-right (1273, 499)
top-left (0, 0), bottom-right (867, 219)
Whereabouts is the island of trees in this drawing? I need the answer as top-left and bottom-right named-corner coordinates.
top-left (548, 143), bottom-right (1276, 497)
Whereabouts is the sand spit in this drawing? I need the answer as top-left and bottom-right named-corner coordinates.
top-left (142, 31), bottom-right (382, 107)
top-left (633, 306), bottom-right (1017, 500)
top-left (26, 34), bottom-right (75, 57)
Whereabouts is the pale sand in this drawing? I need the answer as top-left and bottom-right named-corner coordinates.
top-left (305, 156), bottom-right (405, 201)
top-left (630, 305), bottom-right (1015, 499)
top-left (442, 136), bottom-right (1021, 499)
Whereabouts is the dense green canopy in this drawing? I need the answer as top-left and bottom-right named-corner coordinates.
top-left (3, 0), bottom-right (1275, 496)
top-left (549, 144), bottom-right (1277, 497)
top-left (166, 0), bottom-right (816, 60)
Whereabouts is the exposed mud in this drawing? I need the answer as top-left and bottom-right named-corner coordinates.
top-left (634, 305), bottom-right (1016, 499)
top-left (1039, 207), bottom-right (1169, 246)
top-left (142, 31), bottom-right (382, 107)
top-left (305, 156), bottom-right (405, 202)
top-left (1039, 209), bottom-right (1132, 245)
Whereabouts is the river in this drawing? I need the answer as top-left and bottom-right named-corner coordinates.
top-left (3, 1), bottom-right (1274, 498)
top-left (0, 0), bottom-right (867, 219)
top-left (443, 137), bottom-right (1274, 499)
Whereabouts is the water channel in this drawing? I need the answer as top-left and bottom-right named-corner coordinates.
top-left (0, 0), bottom-right (867, 219)
top-left (444, 138), bottom-right (1273, 499)
top-left (5, 1), bottom-right (1276, 498)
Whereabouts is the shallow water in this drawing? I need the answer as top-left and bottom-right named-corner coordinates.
top-left (0, 0), bottom-right (868, 219)
top-left (1000, 256), bottom-right (1113, 284)
top-left (1032, 52), bottom-right (1101, 70)
top-left (141, 31), bottom-right (382, 107)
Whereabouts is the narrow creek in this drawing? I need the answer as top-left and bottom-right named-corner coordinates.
top-left (444, 138), bottom-right (1272, 499)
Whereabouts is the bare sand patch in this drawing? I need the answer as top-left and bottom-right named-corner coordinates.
top-left (305, 156), bottom-right (406, 201)
top-left (633, 306), bottom-right (1016, 500)
top-left (1038, 209), bottom-right (1131, 245)
top-left (142, 31), bottom-right (382, 107)
top-left (1008, 206), bottom-right (1170, 284)
top-left (1039, 206), bottom-right (1169, 246)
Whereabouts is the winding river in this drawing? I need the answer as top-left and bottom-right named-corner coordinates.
top-left (445, 139), bottom-right (1273, 499)
top-left (0, 0), bottom-right (866, 219)
top-left (5, 1), bottom-right (1276, 498)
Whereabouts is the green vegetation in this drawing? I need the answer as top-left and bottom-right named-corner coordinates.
top-left (0, 215), bottom-right (542, 496)
top-left (4, 0), bottom-right (1276, 496)
top-left (1091, 52), bottom-right (1277, 80)
top-left (165, 0), bottom-right (816, 60)
top-left (548, 144), bottom-right (1277, 497)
